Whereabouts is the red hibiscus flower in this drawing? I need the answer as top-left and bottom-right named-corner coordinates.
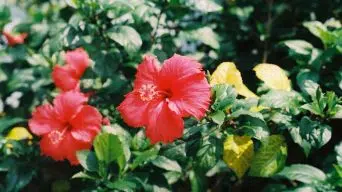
top-left (118, 54), bottom-right (211, 144)
top-left (2, 31), bottom-right (27, 46)
top-left (52, 48), bottom-right (89, 92)
top-left (28, 90), bottom-right (102, 165)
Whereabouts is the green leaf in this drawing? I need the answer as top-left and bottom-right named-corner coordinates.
top-left (0, 117), bottom-right (25, 133)
top-left (196, 136), bottom-right (221, 171)
top-left (303, 21), bottom-right (336, 47)
top-left (333, 105), bottom-right (342, 119)
top-left (162, 143), bottom-right (187, 163)
top-left (107, 26), bottom-right (142, 54)
top-left (299, 116), bottom-right (332, 154)
top-left (181, 27), bottom-right (220, 49)
top-left (206, 160), bottom-right (230, 177)
top-left (189, 170), bottom-right (207, 192)
top-left (0, 67), bottom-right (8, 82)
top-left (276, 164), bottom-right (326, 184)
top-left (132, 129), bottom-right (150, 151)
top-left (164, 171), bottom-right (182, 185)
top-left (104, 0), bottom-right (134, 19)
top-left (174, 0), bottom-right (222, 13)
top-left (93, 133), bottom-right (124, 166)
top-left (249, 135), bottom-right (287, 177)
top-left (92, 49), bottom-right (121, 78)
top-left (283, 40), bottom-right (313, 55)
top-left (211, 84), bottom-right (237, 111)
top-left (259, 90), bottom-right (302, 114)
top-left (230, 110), bottom-right (270, 140)
top-left (131, 146), bottom-right (160, 169)
top-left (152, 156), bottom-right (182, 173)
top-left (210, 111), bottom-right (225, 125)
top-left (296, 69), bottom-right (319, 95)
top-left (335, 142), bottom-right (342, 165)
top-left (72, 172), bottom-right (99, 180)
top-left (76, 150), bottom-right (98, 172)
top-left (65, 0), bottom-right (79, 8)
top-left (106, 177), bottom-right (138, 191)
top-left (288, 126), bottom-right (312, 157)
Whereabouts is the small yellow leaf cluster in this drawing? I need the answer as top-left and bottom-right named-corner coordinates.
top-left (210, 62), bottom-right (292, 98)
top-left (5, 127), bottom-right (33, 148)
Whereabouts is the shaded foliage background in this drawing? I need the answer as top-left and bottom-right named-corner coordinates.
top-left (0, 0), bottom-right (341, 191)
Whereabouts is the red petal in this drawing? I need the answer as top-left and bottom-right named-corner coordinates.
top-left (134, 55), bottom-right (161, 89)
top-left (53, 91), bottom-right (88, 122)
top-left (65, 48), bottom-right (89, 78)
top-left (168, 76), bottom-right (211, 119)
top-left (29, 104), bottom-right (63, 135)
top-left (70, 105), bottom-right (102, 142)
top-left (2, 31), bottom-right (27, 46)
top-left (52, 65), bottom-right (79, 91)
top-left (40, 130), bottom-right (66, 161)
top-left (158, 54), bottom-right (204, 90)
top-left (117, 92), bottom-right (150, 127)
top-left (63, 133), bottom-right (92, 165)
top-left (146, 100), bottom-right (184, 144)
top-left (102, 117), bottom-right (110, 125)
top-left (40, 131), bottom-right (91, 165)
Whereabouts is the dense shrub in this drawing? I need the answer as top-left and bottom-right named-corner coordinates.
top-left (0, 0), bottom-right (341, 191)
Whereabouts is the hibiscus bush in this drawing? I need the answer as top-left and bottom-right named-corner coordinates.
top-left (0, 0), bottom-right (341, 192)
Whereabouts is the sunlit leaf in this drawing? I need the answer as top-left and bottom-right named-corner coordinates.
top-left (6, 127), bottom-right (32, 141)
top-left (210, 62), bottom-right (257, 98)
top-left (253, 63), bottom-right (291, 91)
top-left (276, 164), bottom-right (326, 184)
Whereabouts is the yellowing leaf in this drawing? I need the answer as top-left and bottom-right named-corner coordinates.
top-left (211, 62), bottom-right (257, 98)
top-left (253, 64), bottom-right (291, 91)
top-left (249, 105), bottom-right (269, 112)
top-left (223, 135), bottom-right (254, 179)
top-left (6, 127), bottom-right (33, 141)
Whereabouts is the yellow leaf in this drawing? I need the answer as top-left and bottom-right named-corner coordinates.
top-left (249, 105), bottom-right (269, 112)
top-left (253, 64), bottom-right (291, 91)
top-left (6, 127), bottom-right (33, 141)
top-left (223, 135), bottom-right (254, 179)
top-left (210, 62), bottom-right (257, 98)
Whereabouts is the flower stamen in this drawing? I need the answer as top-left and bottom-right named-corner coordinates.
top-left (138, 84), bottom-right (161, 101)
top-left (48, 129), bottom-right (67, 145)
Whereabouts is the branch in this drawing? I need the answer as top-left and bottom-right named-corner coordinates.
top-left (262, 0), bottom-right (274, 63)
